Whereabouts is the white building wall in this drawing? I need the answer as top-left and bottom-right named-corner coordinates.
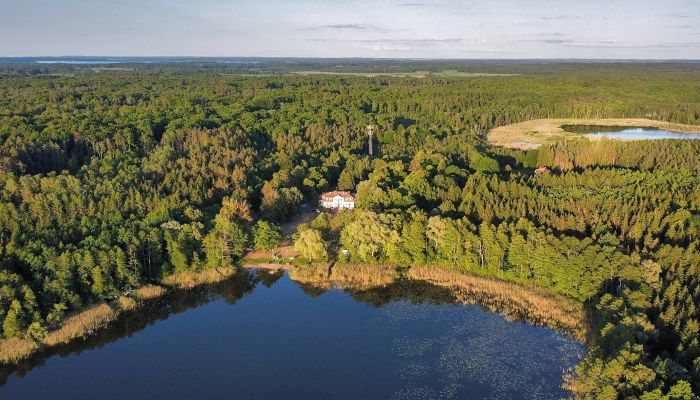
top-left (321, 195), bottom-right (354, 209)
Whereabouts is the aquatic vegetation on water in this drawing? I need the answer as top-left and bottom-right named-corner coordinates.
top-left (386, 301), bottom-right (583, 399)
top-left (289, 264), bottom-right (587, 340)
top-left (286, 264), bottom-right (587, 399)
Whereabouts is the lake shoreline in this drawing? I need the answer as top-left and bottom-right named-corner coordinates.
top-left (487, 118), bottom-right (700, 149)
top-left (286, 263), bottom-right (588, 341)
top-left (0, 267), bottom-right (237, 367)
top-left (0, 262), bottom-right (588, 369)
top-left (1, 265), bottom-right (584, 400)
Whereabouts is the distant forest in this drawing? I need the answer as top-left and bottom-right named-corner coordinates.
top-left (0, 60), bottom-right (699, 398)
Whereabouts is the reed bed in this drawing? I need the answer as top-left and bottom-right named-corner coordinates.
top-left (0, 337), bottom-right (39, 364)
top-left (0, 268), bottom-right (241, 366)
top-left (163, 267), bottom-right (236, 289)
top-left (43, 304), bottom-right (118, 347)
top-left (288, 263), bottom-right (333, 289)
top-left (330, 264), bottom-right (398, 290)
top-left (133, 285), bottom-right (167, 300)
top-left (116, 296), bottom-right (138, 311)
top-left (407, 266), bottom-right (587, 340)
top-left (290, 263), bottom-right (399, 291)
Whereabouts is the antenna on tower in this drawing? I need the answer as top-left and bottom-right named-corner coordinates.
top-left (366, 124), bottom-right (374, 156)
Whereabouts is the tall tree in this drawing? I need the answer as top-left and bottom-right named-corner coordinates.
top-left (294, 229), bottom-right (328, 262)
top-left (253, 220), bottom-right (283, 251)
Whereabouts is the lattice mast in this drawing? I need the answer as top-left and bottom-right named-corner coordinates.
top-left (367, 124), bottom-right (374, 156)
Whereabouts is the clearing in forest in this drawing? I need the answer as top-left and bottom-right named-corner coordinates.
top-left (487, 118), bottom-right (700, 150)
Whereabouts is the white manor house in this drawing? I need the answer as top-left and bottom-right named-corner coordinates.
top-left (319, 191), bottom-right (355, 210)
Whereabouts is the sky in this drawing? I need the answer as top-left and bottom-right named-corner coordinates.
top-left (1, 0), bottom-right (699, 59)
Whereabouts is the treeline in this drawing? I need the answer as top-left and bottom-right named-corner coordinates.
top-left (298, 210), bottom-right (634, 301)
top-left (572, 243), bottom-right (699, 399)
top-left (2, 65), bottom-right (700, 178)
top-left (535, 139), bottom-right (700, 171)
top-left (336, 150), bottom-right (698, 252)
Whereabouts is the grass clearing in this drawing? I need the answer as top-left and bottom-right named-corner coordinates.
top-left (487, 118), bottom-right (700, 149)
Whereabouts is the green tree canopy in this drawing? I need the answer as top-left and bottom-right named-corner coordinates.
top-left (252, 220), bottom-right (283, 251)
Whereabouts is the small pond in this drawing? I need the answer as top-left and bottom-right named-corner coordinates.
top-left (562, 125), bottom-right (700, 140)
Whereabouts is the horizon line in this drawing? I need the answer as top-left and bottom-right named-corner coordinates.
top-left (1, 55), bottom-right (700, 62)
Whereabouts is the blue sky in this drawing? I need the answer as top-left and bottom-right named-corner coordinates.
top-left (1, 0), bottom-right (699, 58)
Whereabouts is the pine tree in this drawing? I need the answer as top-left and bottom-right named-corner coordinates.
top-left (204, 213), bottom-right (247, 268)
top-left (3, 300), bottom-right (25, 338)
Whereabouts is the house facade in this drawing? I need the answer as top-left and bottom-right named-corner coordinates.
top-left (319, 191), bottom-right (355, 210)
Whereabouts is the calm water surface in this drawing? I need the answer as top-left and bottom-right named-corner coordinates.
top-left (0, 271), bottom-right (583, 400)
top-left (562, 125), bottom-right (700, 140)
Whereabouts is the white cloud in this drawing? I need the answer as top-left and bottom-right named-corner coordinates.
top-left (0, 0), bottom-right (698, 58)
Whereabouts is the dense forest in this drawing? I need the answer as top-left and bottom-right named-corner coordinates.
top-left (1, 61), bottom-right (699, 398)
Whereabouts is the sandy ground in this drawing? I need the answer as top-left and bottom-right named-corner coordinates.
top-left (242, 204), bottom-right (319, 264)
top-left (245, 245), bottom-right (300, 260)
top-left (487, 118), bottom-right (700, 150)
top-left (279, 204), bottom-right (318, 243)
top-left (240, 263), bottom-right (294, 270)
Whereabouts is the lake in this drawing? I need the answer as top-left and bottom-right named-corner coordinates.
top-left (562, 124), bottom-right (700, 140)
top-left (0, 269), bottom-right (584, 400)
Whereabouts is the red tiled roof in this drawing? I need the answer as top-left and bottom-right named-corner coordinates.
top-left (320, 191), bottom-right (354, 200)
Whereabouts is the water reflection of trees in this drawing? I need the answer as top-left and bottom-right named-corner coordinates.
top-left (343, 279), bottom-right (458, 308)
top-left (255, 269), bottom-right (285, 288)
top-left (288, 264), bottom-right (587, 341)
top-left (0, 270), bottom-right (258, 386)
top-left (0, 266), bottom-right (587, 387)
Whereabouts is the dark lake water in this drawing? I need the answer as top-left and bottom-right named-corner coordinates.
top-left (562, 124), bottom-right (700, 140)
top-left (0, 270), bottom-right (583, 400)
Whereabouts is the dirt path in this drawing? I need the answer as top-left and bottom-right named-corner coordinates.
top-left (279, 204), bottom-right (317, 245)
top-left (242, 204), bottom-right (318, 264)
top-left (245, 245), bottom-right (300, 260)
